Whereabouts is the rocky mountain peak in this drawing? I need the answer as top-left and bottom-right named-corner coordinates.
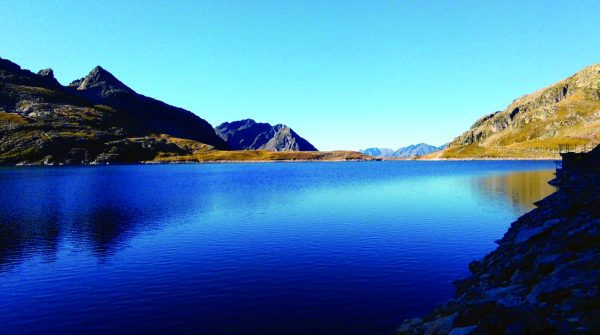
top-left (36, 68), bottom-right (60, 86)
top-left (37, 68), bottom-right (54, 78)
top-left (215, 119), bottom-right (317, 151)
top-left (69, 65), bottom-right (133, 96)
top-left (272, 124), bottom-right (290, 132)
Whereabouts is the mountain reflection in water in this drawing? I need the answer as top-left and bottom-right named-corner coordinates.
top-left (474, 169), bottom-right (557, 212)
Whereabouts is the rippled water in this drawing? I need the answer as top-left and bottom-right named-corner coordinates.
top-left (0, 161), bottom-right (556, 335)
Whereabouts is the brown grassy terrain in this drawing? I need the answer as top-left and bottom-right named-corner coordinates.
top-left (437, 63), bottom-right (600, 159)
top-left (153, 147), bottom-right (373, 163)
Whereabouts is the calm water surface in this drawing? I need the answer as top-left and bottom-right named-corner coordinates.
top-left (0, 161), bottom-right (556, 335)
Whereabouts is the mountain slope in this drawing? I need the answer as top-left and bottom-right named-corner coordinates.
top-left (0, 57), bottom-right (229, 164)
top-left (215, 119), bottom-right (318, 151)
top-left (68, 66), bottom-right (227, 148)
top-left (439, 63), bottom-right (600, 159)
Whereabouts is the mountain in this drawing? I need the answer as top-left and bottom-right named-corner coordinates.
top-left (393, 143), bottom-right (442, 158)
top-left (67, 66), bottom-right (228, 148)
top-left (360, 144), bottom-right (442, 158)
top-left (0, 56), bottom-right (228, 164)
top-left (359, 147), bottom-right (395, 157)
top-left (438, 63), bottom-right (600, 159)
top-left (215, 119), bottom-right (318, 151)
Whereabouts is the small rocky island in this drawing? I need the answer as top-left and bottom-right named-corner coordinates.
top-left (397, 146), bottom-right (600, 334)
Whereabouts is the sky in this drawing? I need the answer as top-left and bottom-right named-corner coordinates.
top-left (1, 1), bottom-right (599, 150)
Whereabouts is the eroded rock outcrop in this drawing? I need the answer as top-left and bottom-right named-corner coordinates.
top-left (397, 146), bottom-right (600, 334)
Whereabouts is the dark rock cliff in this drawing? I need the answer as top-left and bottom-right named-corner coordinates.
top-left (397, 146), bottom-right (600, 334)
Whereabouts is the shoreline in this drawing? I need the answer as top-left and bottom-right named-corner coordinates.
top-left (4, 157), bottom-right (562, 166)
top-left (396, 147), bottom-right (600, 334)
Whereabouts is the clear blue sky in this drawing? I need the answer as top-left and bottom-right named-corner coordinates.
top-left (2, 1), bottom-right (599, 150)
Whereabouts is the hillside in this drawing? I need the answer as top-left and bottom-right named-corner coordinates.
top-left (438, 63), bottom-right (600, 159)
top-left (215, 119), bottom-right (318, 151)
top-left (0, 57), bottom-right (228, 164)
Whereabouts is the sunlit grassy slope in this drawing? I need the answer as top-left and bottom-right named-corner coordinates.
top-left (435, 63), bottom-right (600, 159)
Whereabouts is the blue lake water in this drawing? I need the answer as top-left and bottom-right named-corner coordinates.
top-left (0, 161), bottom-right (556, 335)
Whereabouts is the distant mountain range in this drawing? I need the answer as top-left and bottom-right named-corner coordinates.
top-left (361, 143), bottom-right (443, 158)
top-left (360, 148), bottom-right (395, 157)
top-left (434, 62), bottom-right (600, 159)
top-left (215, 119), bottom-right (317, 151)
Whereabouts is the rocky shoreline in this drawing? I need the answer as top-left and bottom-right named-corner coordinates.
top-left (396, 146), bottom-right (600, 335)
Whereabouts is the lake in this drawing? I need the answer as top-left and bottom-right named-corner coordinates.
top-left (0, 161), bottom-right (556, 335)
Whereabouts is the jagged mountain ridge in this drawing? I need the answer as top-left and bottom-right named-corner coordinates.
top-left (215, 119), bottom-right (318, 151)
top-left (361, 143), bottom-right (442, 158)
top-left (0, 56), bottom-right (227, 164)
top-left (440, 63), bottom-right (600, 158)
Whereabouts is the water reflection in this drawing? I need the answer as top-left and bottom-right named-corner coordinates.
top-left (0, 214), bottom-right (61, 271)
top-left (0, 164), bottom-right (557, 273)
top-left (473, 169), bottom-right (557, 212)
top-left (0, 166), bottom-right (219, 272)
top-left (0, 162), bottom-right (561, 335)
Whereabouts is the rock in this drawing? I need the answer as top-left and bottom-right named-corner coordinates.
top-left (483, 285), bottom-right (529, 300)
top-left (396, 318), bottom-right (423, 335)
top-left (423, 313), bottom-right (457, 335)
top-left (514, 226), bottom-right (546, 243)
top-left (497, 297), bottom-right (524, 308)
top-left (448, 325), bottom-right (477, 335)
top-left (468, 260), bottom-right (482, 273)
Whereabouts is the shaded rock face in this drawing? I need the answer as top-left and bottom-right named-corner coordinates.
top-left (36, 68), bottom-right (60, 87)
top-left (215, 119), bottom-right (317, 151)
top-left (69, 66), bottom-right (134, 98)
top-left (67, 66), bottom-right (228, 149)
top-left (0, 56), bottom-right (227, 164)
top-left (441, 63), bottom-right (600, 158)
top-left (396, 146), bottom-right (600, 335)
